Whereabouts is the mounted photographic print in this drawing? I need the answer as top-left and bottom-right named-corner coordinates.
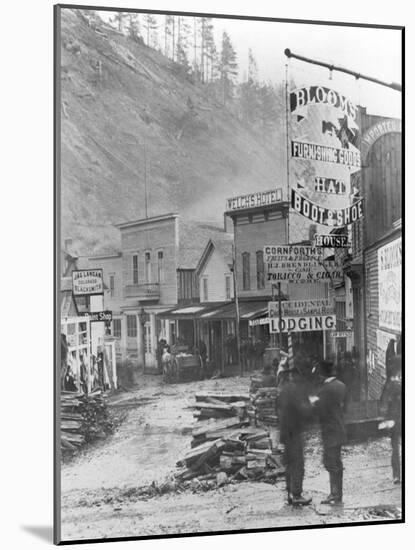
top-left (54, 4), bottom-right (404, 544)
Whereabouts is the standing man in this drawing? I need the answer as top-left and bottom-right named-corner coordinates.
top-left (277, 366), bottom-right (313, 506)
top-left (381, 355), bottom-right (402, 484)
top-left (314, 360), bottom-right (347, 505)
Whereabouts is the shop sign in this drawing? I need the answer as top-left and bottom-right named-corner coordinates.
top-left (264, 245), bottom-right (343, 284)
top-left (291, 140), bottom-right (361, 171)
top-left (378, 237), bottom-right (402, 332)
top-left (83, 310), bottom-right (113, 323)
top-left (72, 269), bottom-right (104, 296)
top-left (272, 298), bottom-right (335, 317)
top-left (330, 331), bottom-right (352, 338)
top-left (291, 188), bottom-right (364, 227)
top-left (248, 317), bottom-right (270, 327)
top-left (361, 118), bottom-right (401, 163)
top-left (269, 315), bottom-right (336, 333)
top-left (226, 188), bottom-right (282, 212)
top-left (314, 234), bottom-right (350, 248)
top-left (290, 86), bottom-right (358, 123)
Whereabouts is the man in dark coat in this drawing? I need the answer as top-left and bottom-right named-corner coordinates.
top-left (277, 366), bottom-right (313, 505)
top-left (315, 360), bottom-right (347, 505)
top-left (381, 355), bottom-right (402, 483)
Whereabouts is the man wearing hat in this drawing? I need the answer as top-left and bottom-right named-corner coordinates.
top-left (314, 359), bottom-right (347, 505)
top-left (277, 365), bottom-right (313, 506)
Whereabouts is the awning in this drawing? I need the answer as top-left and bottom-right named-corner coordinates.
top-left (199, 300), bottom-right (269, 321)
top-left (157, 303), bottom-right (224, 320)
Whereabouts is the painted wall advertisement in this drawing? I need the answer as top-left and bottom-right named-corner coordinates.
top-left (268, 298), bottom-right (336, 333)
top-left (289, 83), bottom-right (363, 231)
top-left (378, 237), bottom-right (401, 332)
top-left (264, 245), bottom-right (343, 284)
top-left (72, 269), bottom-right (104, 296)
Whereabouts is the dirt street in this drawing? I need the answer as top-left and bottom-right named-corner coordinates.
top-left (60, 374), bottom-right (402, 541)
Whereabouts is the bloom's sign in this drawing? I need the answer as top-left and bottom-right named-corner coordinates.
top-left (264, 245), bottom-right (343, 284)
top-left (291, 140), bottom-right (361, 171)
top-left (378, 237), bottom-right (401, 332)
top-left (72, 269), bottom-right (104, 296)
top-left (226, 188), bottom-right (282, 212)
top-left (290, 86), bottom-right (358, 124)
top-left (292, 188), bottom-right (364, 227)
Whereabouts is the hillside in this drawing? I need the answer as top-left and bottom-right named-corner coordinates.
top-left (59, 9), bottom-right (287, 254)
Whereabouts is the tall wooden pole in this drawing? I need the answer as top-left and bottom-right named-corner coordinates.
top-left (232, 238), bottom-right (242, 375)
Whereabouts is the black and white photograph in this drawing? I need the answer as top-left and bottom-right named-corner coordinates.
top-left (54, 3), bottom-right (403, 544)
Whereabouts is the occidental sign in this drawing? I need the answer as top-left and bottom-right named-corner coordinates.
top-left (268, 298), bottom-right (336, 333)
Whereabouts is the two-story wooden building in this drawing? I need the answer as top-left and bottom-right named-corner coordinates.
top-left (345, 110), bottom-right (402, 399)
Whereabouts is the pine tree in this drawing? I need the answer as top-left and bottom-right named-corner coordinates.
top-left (143, 14), bottom-right (158, 48)
top-left (111, 12), bottom-right (126, 32)
top-left (248, 48), bottom-right (258, 83)
top-left (176, 16), bottom-right (191, 65)
top-left (127, 13), bottom-right (141, 41)
top-left (220, 31), bottom-right (238, 105)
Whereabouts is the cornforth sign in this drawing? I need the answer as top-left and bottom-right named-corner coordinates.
top-left (226, 189), bottom-right (282, 212)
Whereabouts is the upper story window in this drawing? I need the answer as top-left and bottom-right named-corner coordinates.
top-left (256, 250), bottom-right (265, 290)
top-left (113, 318), bottom-right (121, 338)
top-left (132, 254), bottom-right (139, 285)
top-left (242, 252), bottom-right (251, 290)
top-left (225, 275), bottom-right (231, 300)
top-left (157, 250), bottom-right (164, 283)
top-left (145, 251), bottom-right (151, 283)
top-left (109, 274), bottom-right (115, 298)
top-left (126, 314), bottom-right (137, 337)
top-left (202, 277), bottom-right (208, 301)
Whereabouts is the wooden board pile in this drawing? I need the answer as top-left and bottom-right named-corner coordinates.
top-left (250, 386), bottom-right (279, 426)
top-left (61, 390), bottom-right (114, 456)
top-left (176, 392), bottom-right (284, 484)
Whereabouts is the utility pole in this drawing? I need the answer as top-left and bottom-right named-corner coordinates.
top-left (232, 240), bottom-right (242, 375)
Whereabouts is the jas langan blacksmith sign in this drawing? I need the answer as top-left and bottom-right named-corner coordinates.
top-left (264, 245), bottom-right (343, 283)
top-left (72, 269), bottom-right (104, 296)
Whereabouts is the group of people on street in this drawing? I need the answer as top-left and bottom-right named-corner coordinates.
top-left (277, 359), bottom-right (347, 506)
top-left (254, 350), bottom-right (402, 507)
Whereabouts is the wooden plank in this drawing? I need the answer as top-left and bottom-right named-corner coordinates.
top-left (192, 416), bottom-right (247, 437)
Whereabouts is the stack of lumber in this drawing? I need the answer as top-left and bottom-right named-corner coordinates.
top-left (176, 393), bottom-right (284, 484)
top-left (250, 385), bottom-right (279, 426)
top-left (61, 390), bottom-right (113, 456)
top-left (192, 391), bottom-right (250, 421)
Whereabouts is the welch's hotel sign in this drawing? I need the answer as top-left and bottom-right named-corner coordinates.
top-left (226, 188), bottom-right (283, 212)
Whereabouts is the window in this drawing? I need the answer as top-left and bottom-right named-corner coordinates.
top-left (132, 254), bottom-right (139, 285)
top-left (127, 314), bottom-right (137, 337)
top-left (242, 252), bottom-right (250, 290)
top-left (203, 277), bottom-right (208, 301)
top-left (256, 250), bottom-right (265, 290)
top-left (225, 275), bottom-right (231, 300)
top-left (157, 250), bottom-right (164, 283)
top-left (145, 251), bottom-right (151, 283)
top-left (113, 318), bottom-right (121, 338)
top-left (109, 274), bottom-right (115, 298)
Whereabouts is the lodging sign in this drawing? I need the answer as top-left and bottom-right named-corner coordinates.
top-left (378, 237), bottom-right (401, 332)
top-left (226, 188), bottom-right (283, 212)
top-left (72, 269), bottom-right (104, 296)
top-left (264, 245), bottom-right (343, 284)
top-left (268, 299), bottom-right (336, 333)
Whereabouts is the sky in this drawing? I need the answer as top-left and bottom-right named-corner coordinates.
top-left (98, 10), bottom-right (402, 119)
